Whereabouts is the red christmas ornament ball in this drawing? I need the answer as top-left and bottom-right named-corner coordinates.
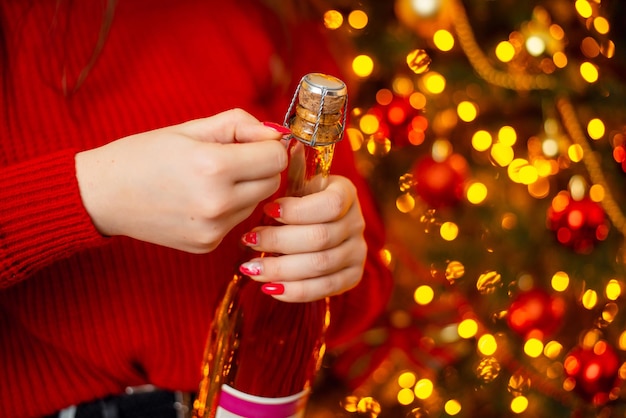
top-left (506, 288), bottom-right (565, 339)
top-left (546, 194), bottom-right (609, 254)
top-left (564, 341), bottom-right (621, 405)
top-left (411, 154), bottom-right (468, 208)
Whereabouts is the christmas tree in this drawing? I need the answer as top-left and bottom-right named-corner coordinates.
top-left (307, 0), bottom-right (626, 417)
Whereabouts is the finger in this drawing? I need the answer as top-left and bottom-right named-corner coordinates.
top-left (244, 218), bottom-right (359, 254)
top-left (242, 237), bottom-right (366, 282)
top-left (230, 175), bottom-right (282, 211)
top-left (220, 140), bottom-right (287, 182)
top-left (266, 176), bottom-right (357, 225)
top-left (265, 265), bottom-right (364, 303)
top-left (180, 109), bottom-right (288, 144)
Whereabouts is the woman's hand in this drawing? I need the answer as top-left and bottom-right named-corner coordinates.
top-left (238, 175), bottom-right (367, 302)
top-left (75, 108), bottom-right (288, 253)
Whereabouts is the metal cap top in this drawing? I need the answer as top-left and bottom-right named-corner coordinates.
top-left (300, 73), bottom-right (347, 97)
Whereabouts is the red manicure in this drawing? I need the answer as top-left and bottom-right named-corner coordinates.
top-left (264, 202), bottom-right (282, 218)
top-left (261, 283), bottom-right (285, 295)
top-left (239, 261), bottom-right (262, 276)
top-left (241, 231), bottom-right (258, 246)
top-left (263, 121), bottom-right (291, 135)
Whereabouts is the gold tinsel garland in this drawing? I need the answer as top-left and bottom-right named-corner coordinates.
top-left (557, 96), bottom-right (626, 237)
top-left (450, 0), bottom-right (556, 91)
top-left (450, 0), bottom-right (625, 238)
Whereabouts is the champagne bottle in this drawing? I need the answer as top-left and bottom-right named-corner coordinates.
top-left (193, 73), bottom-right (348, 418)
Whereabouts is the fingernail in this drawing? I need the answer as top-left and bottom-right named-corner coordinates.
top-left (240, 261), bottom-right (262, 276)
top-left (263, 121), bottom-right (291, 136)
top-left (264, 202), bottom-right (282, 218)
top-left (261, 283), bottom-right (284, 295)
top-left (241, 231), bottom-right (258, 246)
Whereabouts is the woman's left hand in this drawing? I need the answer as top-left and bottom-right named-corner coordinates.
top-left (239, 175), bottom-right (367, 302)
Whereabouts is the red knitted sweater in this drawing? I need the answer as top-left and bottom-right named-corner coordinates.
top-left (0, 1), bottom-right (392, 417)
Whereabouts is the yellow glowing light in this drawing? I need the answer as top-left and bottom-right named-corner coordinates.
top-left (323, 10), bottom-right (344, 29)
top-left (467, 182), bottom-right (487, 204)
top-left (411, 0), bottom-right (441, 17)
top-left (458, 319), bottom-right (478, 339)
top-left (393, 76), bottom-right (415, 96)
top-left (366, 136), bottom-right (391, 156)
top-left (352, 55), bottom-right (374, 78)
top-left (491, 143), bottom-right (514, 167)
top-left (575, 0), bottom-right (593, 18)
top-left (495, 41), bottom-right (515, 63)
top-left (589, 184), bottom-right (605, 202)
top-left (398, 371), bottom-right (417, 388)
top-left (587, 118), bottom-right (605, 140)
top-left (444, 399), bottom-right (462, 416)
top-left (533, 158), bottom-right (552, 177)
top-left (507, 159), bottom-right (527, 184)
top-left (582, 289), bottom-right (598, 309)
top-left (511, 396), bottom-right (529, 414)
top-left (529, 177), bottom-right (550, 199)
top-left (553, 51), bottom-right (568, 68)
top-left (414, 285), bottom-right (435, 305)
top-left (518, 165), bottom-right (539, 185)
top-left (551, 192), bottom-right (570, 212)
top-left (580, 62), bottom-right (599, 83)
top-left (602, 40), bottom-right (616, 58)
top-left (409, 92), bottom-right (427, 110)
top-left (472, 130), bottom-right (492, 151)
top-left (542, 137), bottom-right (559, 157)
top-left (346, 127), bottom-right (364, 151)
top-left (433, 29), bottom-right (455, 52)
top-left (498, 126), bottom-right (517, 146)
top-left (478, 334), bottom-right (497, 356)
top-left (606, 279), bottom-right (621, 301)
top-left (457, 101), bottom-right (478, 122)
top-left (432, 139), bottom-right (452, 161)
top-left (440, 222), bottom-right (459, 241)
top-left (397, 388), bottom-right (415, 405)
top-left (348, 10), bottom-right (368, 30)
top-left (414, 379), bottom-right (434, 400)
top-left (544, 341), bottom-right (563, 359)
top-left (551, 271), bottom-right (570, 292)
top-left (423, 72), bottom-right (446, 94)
top-left (524, 338), bottom-right (544, 358)
top-left (396, 192), bottom-right (416, 213)
top-left (593, 17), bottom-right (610, 35)
top-left (619, 331), bottom-right (626, 351)
top-left (569, 175), bottom-right (587, 200)
top-left (568, 144), bottom-right (584, 162)
top-left (550, 24), bottom-right (565, 40)
top-left (359, 114), bottom-right (380, 134)
top-left (525, 36), bottom-right (546, 56)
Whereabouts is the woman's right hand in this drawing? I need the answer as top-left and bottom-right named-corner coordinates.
top-left (75, 108), bottom-right (288, 253)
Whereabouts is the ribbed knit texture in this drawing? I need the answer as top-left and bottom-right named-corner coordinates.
top-left (0, 1), bottom-right (392, 417)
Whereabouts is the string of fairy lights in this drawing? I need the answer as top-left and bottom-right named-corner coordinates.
top-left (319, 0), bottom-right (625, 416)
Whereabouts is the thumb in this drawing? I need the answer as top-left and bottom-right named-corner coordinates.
top-left (179, 108), bottom-right (289, 144)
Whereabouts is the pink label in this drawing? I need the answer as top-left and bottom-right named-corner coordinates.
top-left (215, 384), bottom-right (308, 418)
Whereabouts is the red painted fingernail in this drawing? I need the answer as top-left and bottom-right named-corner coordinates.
top-left (240, 261), bottom-right (262, 276)
top-left (264, 202), bottom-right (282, 218)
top-left (263, 121), bottom-right (291, 135)
top-left (261, 283), bottom-right (284, 295)
top-left (241, 231), bottom-right (258, 246)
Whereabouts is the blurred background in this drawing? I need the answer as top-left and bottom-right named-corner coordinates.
top-left (301, 0), bottom-right (626, 417)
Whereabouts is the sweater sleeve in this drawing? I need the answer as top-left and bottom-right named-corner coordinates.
top-left (0, 149), bottom-right (108, 288)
